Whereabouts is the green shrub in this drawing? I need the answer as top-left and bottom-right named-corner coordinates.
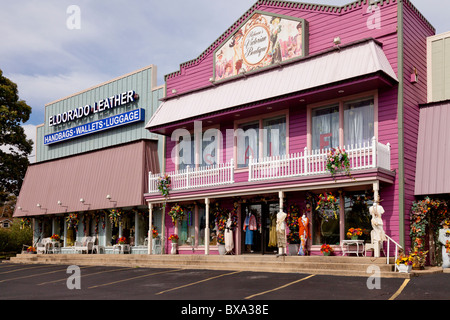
top-left (0, 222), bottom-right (32, 253)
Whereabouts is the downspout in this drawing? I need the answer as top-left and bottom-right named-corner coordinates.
top-left (397, 0), bottom-right (405, 248)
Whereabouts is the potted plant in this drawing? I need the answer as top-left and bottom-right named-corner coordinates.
top-left (396, 255), bottom-right (413, 273)
top-left (117, 236), bottom-right (127, 245)
top-left (26, 246), bottom-right (36, 254)
top-left (410, 248), bottom-right (428, 270)
top-left (169, 234), bottom-right (179, 254)
top-left (50, 234), bottom-right (60, 242)
top-left (347, 228), bottom-right (363, 240)
top-left (320, 244), bottom-right (333, 256)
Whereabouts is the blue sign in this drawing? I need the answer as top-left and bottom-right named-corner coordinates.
top-left (44, 108), bottom-right (145, 145)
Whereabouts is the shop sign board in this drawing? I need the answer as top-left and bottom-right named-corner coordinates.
top-left (214, 11), bottom-right (308, 82)
top-left (43, 108), bottom-right (145, 145)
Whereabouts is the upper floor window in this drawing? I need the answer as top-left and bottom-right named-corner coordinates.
top-left (236, 113), bottom-right (287, 168)
top-left (310, 95), bottom-right (375, 151)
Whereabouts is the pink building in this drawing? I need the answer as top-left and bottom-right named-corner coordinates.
top-left (144, 0), bottom-right (435, 256)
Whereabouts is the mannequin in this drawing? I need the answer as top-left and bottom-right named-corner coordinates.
top-left (297, 212), bottom-right (310, 256)
top-left (438, 221), bottom-right (450, 269)
top-left (369, 196), bottom-right (386, 257)
top-left (243, 209), bottom-right (256, 252)
top-left (224, 213), bottom-right (234, 254)
top-left (276, 210), bottom-right (287, 256)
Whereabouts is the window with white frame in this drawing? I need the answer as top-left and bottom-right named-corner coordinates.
top-left (236, 114), bottom-right (287, 168)
top-left (311, 96), bottom-right (375, 150)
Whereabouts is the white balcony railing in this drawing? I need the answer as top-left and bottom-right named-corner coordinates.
top-left (249, 137), bottom-right (390, 182)
top-left (148, 138), bottom-right (391, 193)
top-left (149, 159), bottom-right (235, 193)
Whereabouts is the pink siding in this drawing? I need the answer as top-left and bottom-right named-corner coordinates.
top-left (158, 0), bottom-right (437, 254)
top-left (401, 1), bottom-right (435, 249)
top-left (165, 1), bottom-right (399, 98)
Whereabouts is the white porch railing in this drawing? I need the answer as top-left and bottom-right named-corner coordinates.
top-left (149, 159), bottom-right (235, 193)
top-left (249, 137), bottom-right (390, 182)
top-left (385, 234), bottom-right (403, 272)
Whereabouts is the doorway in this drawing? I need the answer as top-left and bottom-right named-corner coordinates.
top-left (241, 202), bottom-right (279, 254)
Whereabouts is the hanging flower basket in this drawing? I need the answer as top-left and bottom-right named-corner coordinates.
top-left (168, 204), bottom-right (185, 223)
top-left (326, 147), bottom-right (351, 178)
top-left (157, 174), bottom-right (171, 199)
top-left (109, 209), bottom-right (122, 227)
top-left (66, 213), bottom-right (79, 231)
top-left (316, 192), bottom-right (339, 221)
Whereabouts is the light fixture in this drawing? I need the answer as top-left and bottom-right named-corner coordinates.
top-left (333, 37), bottom-right (341, 46)
top-left (338, 90), bottom-right (345, 94)
top-left (80, 198), bottom-right (85, 204)
top-left (57, 200), bottom-right (62, 206)
top-left (171, 89), bottom-right (177, 94)
top-left (37, 204), bottom-right (41, 208)
top-left (17, 206), bottom-right (22, 210)
top-left (106, 195), bottom-right (111, 200)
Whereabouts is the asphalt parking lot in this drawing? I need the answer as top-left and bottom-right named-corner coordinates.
top-left (0, 262), bottom-right (449, 316)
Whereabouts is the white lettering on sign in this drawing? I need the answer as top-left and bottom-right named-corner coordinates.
top-left (48, 90), bottom-right (138, 127)
top-left (243, 25), bottom-right (270, 65)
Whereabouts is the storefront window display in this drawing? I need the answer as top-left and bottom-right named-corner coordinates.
top-left (344, 192), bottom-right (373, 243)
top-left (178, 206), bottom-right (195, 246)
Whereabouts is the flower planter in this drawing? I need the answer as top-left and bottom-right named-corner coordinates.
top-left (351, 236), bottom-right (359, 240)
top-left (397, 264), bottom-right (412, 273)
top-left (288, 244), bottom-right (299, 256)
top-left (218, 244), bottom-right (226, 255)
top-left (322, 252), bottom-right (331, 256)
top-left (171, 243), bottom-right (178, 255)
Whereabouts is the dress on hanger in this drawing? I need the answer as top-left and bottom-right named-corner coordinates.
top-left (268, 213), bottom-right (277, 248)
top-left (298, 215), bottom-right (310, 256)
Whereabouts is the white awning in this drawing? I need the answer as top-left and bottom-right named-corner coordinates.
top-left (146, 39), bottom-right (398, 130)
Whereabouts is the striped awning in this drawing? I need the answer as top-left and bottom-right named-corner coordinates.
top-left (146, 38), bottom-right (398, 130)
top-left (13, 140), bottom-right (159, 217)
top-left (415, 101), bottom-right (450, 195)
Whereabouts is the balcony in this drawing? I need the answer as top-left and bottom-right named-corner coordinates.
top-left (148, 137), bottom-right (391, 194)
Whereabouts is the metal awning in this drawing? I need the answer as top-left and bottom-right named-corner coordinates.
top-left (13, 140), bottom-right (160, 217)
top-left (146, 39), bottom-right (398, 130)
top-left (415, 100), bottom-right (450, 195)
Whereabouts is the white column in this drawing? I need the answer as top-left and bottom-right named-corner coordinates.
top-left (161, 204), bottom-right (166, 255)
top-left (205, 198), bottom-right (210, 255)
top-left (134, 211), bottom-right (139, 246)
top-left (279, 191), bottom-right (284, 212)
top-left (148, 203), bottom-right (153, 255)
top-left (373, 180), bottom-right (380, 203)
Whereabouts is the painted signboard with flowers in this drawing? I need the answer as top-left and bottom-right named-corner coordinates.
top-left (214, 11), bottom-right (308, 81)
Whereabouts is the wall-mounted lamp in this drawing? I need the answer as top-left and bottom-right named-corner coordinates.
top-left (80, 198), bottom-right (85, 204)
top-left (171, 89), bottom-right (177, 94)
top-left (57, 200), bottom-right (62, 206)
top-left (333, 37), bottom-right (341, 46)
top-left (410, 66), bottom-right (418, 83)
top-left (17, 206), bottom-right (22, 210)
top-left (37, 203), bottom-right (41, 208)
top-left (106, 195), bottom-right (111, 200)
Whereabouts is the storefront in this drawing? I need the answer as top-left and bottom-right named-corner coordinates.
top-left (14, 65), bottom-right (166, 254)
top-left (144, 0), bottom-right (435, 257)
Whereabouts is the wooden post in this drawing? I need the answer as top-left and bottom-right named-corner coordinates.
top-left (205, 198), bottom-right (210, 255)
top-left (148, 203), bottom-right (153, 255)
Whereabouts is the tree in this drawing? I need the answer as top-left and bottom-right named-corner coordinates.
top-left (0, 69), bottom-right (33, 203)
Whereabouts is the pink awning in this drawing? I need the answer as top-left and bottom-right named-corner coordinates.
top-left (14, 140), bottom-right (159, 217)
top-left (415, 101), bottom-right (450, 195)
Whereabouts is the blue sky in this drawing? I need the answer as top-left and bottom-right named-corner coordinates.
top-left (0, 0), bottom-right (449, 159)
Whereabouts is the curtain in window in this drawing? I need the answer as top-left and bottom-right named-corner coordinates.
top-left (237, 121), bottom-right (259, 168)
top-left (263, 116), bottom-right (286, 157)
top-left (312, 105), bottom-right (339, 150)
top-left (344, 98), bottom-right (374, 147)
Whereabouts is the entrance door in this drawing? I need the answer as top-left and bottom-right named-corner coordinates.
top-left (241, 202), bottom-right (279, 254)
